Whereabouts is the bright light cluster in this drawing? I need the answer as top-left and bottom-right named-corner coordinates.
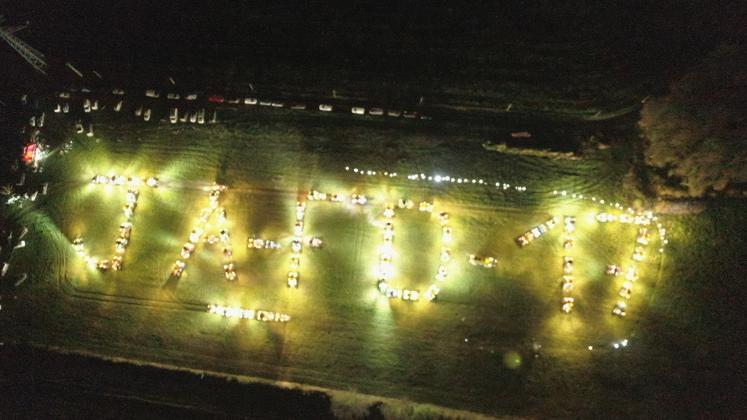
top-left (91, 174), bottom-right (159, 188)
top-left (468, 254), bottom-right (497, 269)
top-left (551, 189), bottom-right (669, 253)
top-left (343, 167), bottom-right (528, 192)
top-left (287, 201), bottom-right (306, 288)
top-left (74, 174), bottom-right (159, 271)
top-left (170, 184), bottom-right (236, 281)
top-left (594, 210), bottom-right (662, 318)
top-left (247, 237), bottom-right (280, 249)
top-left (345, 167), bottom-right (398, 178)
top-left (287, 192), bottom-right (345, 288)
top-left (207, 304), bottom-right (290, 322)
top-left (560, 216), bottom-right (576, 314)
top-left (609, 226), bottom-right (655, 318)
top-left (551, 189), bottom-right (670, 319)
top-left (516, 216), bottom-right (559, 246)
top-left (307, 190), bottom-right (344, 202)
top-left (375, 201), bottom-right (452, 302)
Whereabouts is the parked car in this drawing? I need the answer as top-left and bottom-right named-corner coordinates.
top-left (319, 104), bottom-right (333, 112)
top-left (171, 260), bottom-right (186, 278)
top-left (208, 95), bottom-right (225, 103)
top-left (145, 89), bottom-right (160, 98)
top-left (351, 107), bottom-right (365, 115)
top-left (244, 97), bottom-right (258, 105)
top-left (511, 131), bottom-right (532, 139)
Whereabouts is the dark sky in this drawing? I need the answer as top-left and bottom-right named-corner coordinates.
top-left (0, 1), bottom-right (744, 92)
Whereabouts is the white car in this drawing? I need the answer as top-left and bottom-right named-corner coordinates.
top-left (143, 108), bottom-right (151, 121)
top-left (112, 256), bottom-right (123, 271)
top-left (91, 175), bottom-right (109, 184)
top-left (612, 302), bottom-right (627, 317)
top-left (369, 108), bottom-right (384, 116)
top-left (223, 263), bottom-right (237, 281)
top-left (561, 276), bottom-right (574, 293)
top-left (351, 107), bottom-right (365, 115)
top-left (244, 97), bottom-right (258, 105)
top-left (619, 282), bottom-right (633, 299)
top-left (319, 104), bottom-right (333, 112)
top-left (561, 297), bottom-right (575, 313)
top-left (114, 238), bottom-right (129, 254)
top-left (606, 264), bottom-right (622, 276)
top-left (351, 194), bottom-right (367, 205)
top-left (468, 254), bottom-right (496, 268)
top-left (145, 89), bottom-right (160, 98)
top-left (167, 93), bottom-right (180, 100)
top-left (185, 93), bottom-right (198, 101)
top-left (189, 228), bottom-right (204, 244)
top-left (563, 256), bottom-right (574, 274)
top-left (119, 222), bottom-right (132, 239)
top-left (181, 242), bottom-right (195, 258)
top-left (287, 271), bottom-right (299, 288)
top-left (171, 260), bottom-right (186, 278)
top-left (169, 108), bottom-right (178, 124)
top-left (418, 201), bottom-right (433, 212)
top-left (96, 259), bottom-right (111, 271)
top-left (564, 216), bottom-right (576, 233)
top-left (402, 289), bottom-right (420, 301)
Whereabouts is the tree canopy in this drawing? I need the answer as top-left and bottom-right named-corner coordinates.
top-left (640, 45), bottom-right (747, 197)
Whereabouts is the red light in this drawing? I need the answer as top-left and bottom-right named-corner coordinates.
top-left (22, 143), bottom-right (37, 162)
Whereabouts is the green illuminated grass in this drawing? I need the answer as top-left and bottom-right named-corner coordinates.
top-left (1, 110), bottom-right (669, 417)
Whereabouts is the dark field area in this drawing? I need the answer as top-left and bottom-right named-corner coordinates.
top-left (2, 1), bottom-right (744, 116)
top-left (0, 344), bottom-right (336, 419)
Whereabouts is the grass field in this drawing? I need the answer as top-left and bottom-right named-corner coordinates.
top-left (1, 106), bottom-right (681, 417)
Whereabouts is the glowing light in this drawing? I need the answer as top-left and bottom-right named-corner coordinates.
top-left (207, 304), bottom-right (290, 322)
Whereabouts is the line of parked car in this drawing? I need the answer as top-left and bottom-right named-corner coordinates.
top-left (117, 88), bottom-right (432, 120)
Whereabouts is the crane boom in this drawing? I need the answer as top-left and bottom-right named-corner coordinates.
top-left (0, 18), bottom-right (47, 75)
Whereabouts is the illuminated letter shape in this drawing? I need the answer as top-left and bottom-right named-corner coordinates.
top-left (73, 175), bottom-right (157, 272)
top-left (374, 201), bottom-right (453, 302)
top-left (169, 184), bottom-right (237, 282)
top-left (286, 190), bottom-right (347, 288)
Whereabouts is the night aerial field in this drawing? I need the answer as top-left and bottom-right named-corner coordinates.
top-left (0, 2), bottom-right (745, 419)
